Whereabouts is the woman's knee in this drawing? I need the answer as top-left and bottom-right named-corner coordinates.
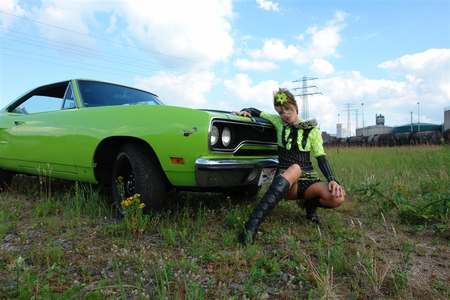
top-left (332, 196), bottom-right (344, 207)
top-left (322, 195), bottom-right (344, 207)
top-left (281, 165), bottom-right (301, 184)
top-left (287, 164), bottom-right (301, 176)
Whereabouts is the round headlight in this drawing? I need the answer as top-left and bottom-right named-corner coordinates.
top-left (211, 125), bottom-right (219, 146)
top-left (222, 126), bottom-right (231, 147)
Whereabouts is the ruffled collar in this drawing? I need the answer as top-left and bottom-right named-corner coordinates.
top-left (283, 118), bottom-right (318, 129)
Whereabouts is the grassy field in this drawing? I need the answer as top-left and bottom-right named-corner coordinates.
top-left (1, 146), bottom-right (449, 299)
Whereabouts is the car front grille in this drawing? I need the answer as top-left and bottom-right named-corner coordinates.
top-left (210, 118), bottom-right (277, 156)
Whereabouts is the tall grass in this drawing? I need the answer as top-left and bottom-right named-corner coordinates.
top-left (0, 146), bottom-right (449, 299)
top-left (328, 146), bottom-right (449, 228)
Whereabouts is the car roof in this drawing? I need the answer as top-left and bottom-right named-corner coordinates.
top-left (3, 79), bottom-right (160, 111)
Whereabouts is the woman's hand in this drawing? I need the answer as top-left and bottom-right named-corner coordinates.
top-left (233, 110), bottom-right (252, 117)
top-left (328, 181), bottom-right (345, 198)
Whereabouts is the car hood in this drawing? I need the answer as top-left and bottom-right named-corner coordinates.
top-left (198, 108), bottom-right (272, 125)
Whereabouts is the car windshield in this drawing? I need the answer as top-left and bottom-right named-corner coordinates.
top-left (79, 81), bottom-right (163, 107)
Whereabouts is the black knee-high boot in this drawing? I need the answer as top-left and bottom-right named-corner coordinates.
top-left (238, 176), bottom-right (291, 245)
top-left (304, 197), bottom-right (333, 224)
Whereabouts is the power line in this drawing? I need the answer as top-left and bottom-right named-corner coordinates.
top-left (0, 11), bottom-right (205, 66)
top-left (0, 32), bottom-right (214, 79)
top-left (0, 26), bottom-right (225, 95)
top-left (0, 13), bottom-right (278, 99)
top-left (0, 9), bottom-right (305, 103)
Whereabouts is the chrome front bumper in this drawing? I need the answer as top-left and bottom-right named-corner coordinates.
top-left (195, 157), bottom-right (278, 187)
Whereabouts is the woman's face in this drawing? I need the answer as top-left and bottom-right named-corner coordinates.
top-left (274, 104), bottom-right (299, 123)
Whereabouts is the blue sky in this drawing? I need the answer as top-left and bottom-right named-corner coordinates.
top-left (1, 0), bottom-right (449, 135)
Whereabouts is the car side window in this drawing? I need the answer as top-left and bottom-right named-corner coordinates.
top-left (12, 95), bottom-right (63, 114)
top-left (62, 85), bottom-right (76, 110)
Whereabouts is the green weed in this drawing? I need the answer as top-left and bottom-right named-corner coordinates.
top-left (1, 146), bottom-right (449, 299)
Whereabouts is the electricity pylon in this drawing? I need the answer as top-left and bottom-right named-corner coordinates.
top-left (292, 76), bottom-right (322, 120)
top-left (342, 103), bottom-right (355, 137)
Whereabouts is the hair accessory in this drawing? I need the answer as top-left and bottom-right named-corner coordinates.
top-left (275, 92), bottom-right (288, 105)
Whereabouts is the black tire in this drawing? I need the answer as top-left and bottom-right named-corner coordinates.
top-left (112, 143), bottom-right (166, 214)
top-left (0, 168), bottom-right (13, 192)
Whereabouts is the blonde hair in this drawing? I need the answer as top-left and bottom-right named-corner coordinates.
top-left (273, 88), bottom-right (298, 114)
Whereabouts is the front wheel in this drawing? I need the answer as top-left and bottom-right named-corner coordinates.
top-left (112, 143), bottom-right (166, 214)
top-left (0, 168), bottom-right (13, 192)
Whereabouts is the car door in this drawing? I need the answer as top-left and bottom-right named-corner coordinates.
top-left (3, 84), bottom-right (78, 177)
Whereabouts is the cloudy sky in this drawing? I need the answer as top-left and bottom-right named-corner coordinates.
top-left (1, 0), bottom-right (449, 135)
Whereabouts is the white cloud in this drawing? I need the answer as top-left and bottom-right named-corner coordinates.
top-left (306, 24), bottom-right (343, 58)
top-left (243, 10), bottom-right (347, 67)
top-left (306, 75), bottom-right (398, 132)
top-left (223, 74), bottom-right (279, 110)
top-left (23, 0), bottom-right (234, 68)
top-left (134, 71), bottom-right (215, 108)
top-left (295, 34), bottom-right (305, 41)
top-left (0, 0), bottom-right (26, 33)
top-left (2, 0), bottom-right (446, 136)
top-left (379, 48), bottom-right (449, 71)
top-left (233, 58), bottom-right (278, 71)
top-left (306, 62), bottom-right (448, 134)
top-left (294, 11), bottom-right (347, 64)
top-left (378, 48), bottom-right (450, 102)
top-left (27, 1), bottom-right (109, 57)
top-left (106, 15), bottom-right (117, 34)
top-left (117, 0), bottom-right (234, 69)
top-left (256, 0), bottom-right (279, 12)
top-left (249, 40), bottom-right (299, 60)
top-left (309, 59), bottom-right (335, 77)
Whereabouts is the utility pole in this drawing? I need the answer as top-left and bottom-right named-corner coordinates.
top-left (361, 103), bottom-right (365, 136)
top-left (417, 102), bottom-right (420, 132)
top-left (352, 108), bottom-right (361, 135)
top-left (410, 111), bottom-right (413, 132)
top-left (292, 76), bottom-right (322, 120)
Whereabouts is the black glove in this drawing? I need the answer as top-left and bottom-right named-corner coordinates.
top-left (241, 107), bottom-right (262, 117)
top-left (317, 155), bottom-right (340, 184)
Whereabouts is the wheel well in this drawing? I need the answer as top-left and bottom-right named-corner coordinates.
top-left (93, 137), bottom-right (168, 186)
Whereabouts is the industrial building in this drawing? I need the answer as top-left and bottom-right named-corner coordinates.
top-left (327, 106), bottom-right (450, 146)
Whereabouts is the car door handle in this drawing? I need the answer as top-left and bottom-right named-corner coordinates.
top-left (14, 121), bottom-right (26, 126)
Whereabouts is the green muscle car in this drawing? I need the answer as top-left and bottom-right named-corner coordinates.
top-left (0, 79), bottom-right (278, 212)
